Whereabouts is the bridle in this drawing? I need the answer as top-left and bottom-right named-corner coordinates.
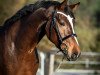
top-left (48, 10), bottom-right (77, 56)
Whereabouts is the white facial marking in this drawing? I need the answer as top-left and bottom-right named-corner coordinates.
top-left (57, 11), bottom-right (79, 45)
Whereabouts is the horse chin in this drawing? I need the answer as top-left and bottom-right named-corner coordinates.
top-left (66, 56), bottom-right (78, 61)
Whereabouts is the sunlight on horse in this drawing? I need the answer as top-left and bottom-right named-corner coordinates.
top-left (0, 0), bottom-right (80, 75)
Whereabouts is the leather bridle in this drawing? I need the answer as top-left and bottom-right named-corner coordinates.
top-left (48, 10), bottom-right (77, 55)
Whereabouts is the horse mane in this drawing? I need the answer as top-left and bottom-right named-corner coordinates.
top-left (2, 1), bottom-right (60, 30)
top-left (2, 1), bottom-right (74, 31)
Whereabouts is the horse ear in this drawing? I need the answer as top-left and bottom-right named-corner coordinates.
top-left (69, 2), bottom-right (80, 11)
top-left (58, 0), bottom-right (68, 10)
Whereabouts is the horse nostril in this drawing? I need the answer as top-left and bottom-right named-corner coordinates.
top-left (67, 52), bottom-right (81, 61)
top-left (71, 53), bottom-right (78, 60)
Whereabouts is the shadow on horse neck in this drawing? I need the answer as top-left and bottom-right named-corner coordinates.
top-left (0, 7), bottom-right (48, 75)
top-left (0, 1), bottom-right (61, 75)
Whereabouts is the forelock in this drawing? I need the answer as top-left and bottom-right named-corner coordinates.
top-left (64, 6), bottom-right (75, 19)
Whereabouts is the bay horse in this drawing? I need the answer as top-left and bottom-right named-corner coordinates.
top-left (0, 0), bottom-right (80, 75)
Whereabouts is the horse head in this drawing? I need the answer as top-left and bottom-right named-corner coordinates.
top-left (45, 0), bottom-right (80, 61)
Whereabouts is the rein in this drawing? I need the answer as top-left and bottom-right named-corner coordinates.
top-left (48, 10), bottom-right (77, 57)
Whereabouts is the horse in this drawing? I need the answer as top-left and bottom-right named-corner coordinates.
top-left (0, 0), bottom-right (80, 75)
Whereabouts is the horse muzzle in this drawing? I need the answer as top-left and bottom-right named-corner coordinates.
top-left (60, 43), bottom-right (81, 61)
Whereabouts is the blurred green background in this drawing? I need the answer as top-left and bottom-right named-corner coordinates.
top-left (0, 0), bottom-right (100, 52)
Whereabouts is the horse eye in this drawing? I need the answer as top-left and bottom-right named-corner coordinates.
top-left (60, 21), bottom-right (65, 26)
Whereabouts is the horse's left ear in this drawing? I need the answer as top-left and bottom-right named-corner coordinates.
top-left (69, 2), bottom-right (80, 11)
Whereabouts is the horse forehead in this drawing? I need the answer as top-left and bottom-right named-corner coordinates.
top-left (57, 12), bottom-right (73, 26)
top-left (66, 15), bottom-right (73, 22)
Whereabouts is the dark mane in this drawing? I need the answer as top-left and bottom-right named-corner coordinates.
top-left (2, 1), bottom-right (74, 30)
top-left (2, 1), bottom-right (60, 30)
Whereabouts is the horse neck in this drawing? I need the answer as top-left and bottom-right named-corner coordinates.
top-left (5, 8), bottom-right (47, 54)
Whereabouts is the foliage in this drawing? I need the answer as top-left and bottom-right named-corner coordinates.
top-left (0, 0), bottom-right (27, 25)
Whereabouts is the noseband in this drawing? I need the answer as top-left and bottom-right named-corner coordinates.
top-left (48, 10), bottom-right (77, 53)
